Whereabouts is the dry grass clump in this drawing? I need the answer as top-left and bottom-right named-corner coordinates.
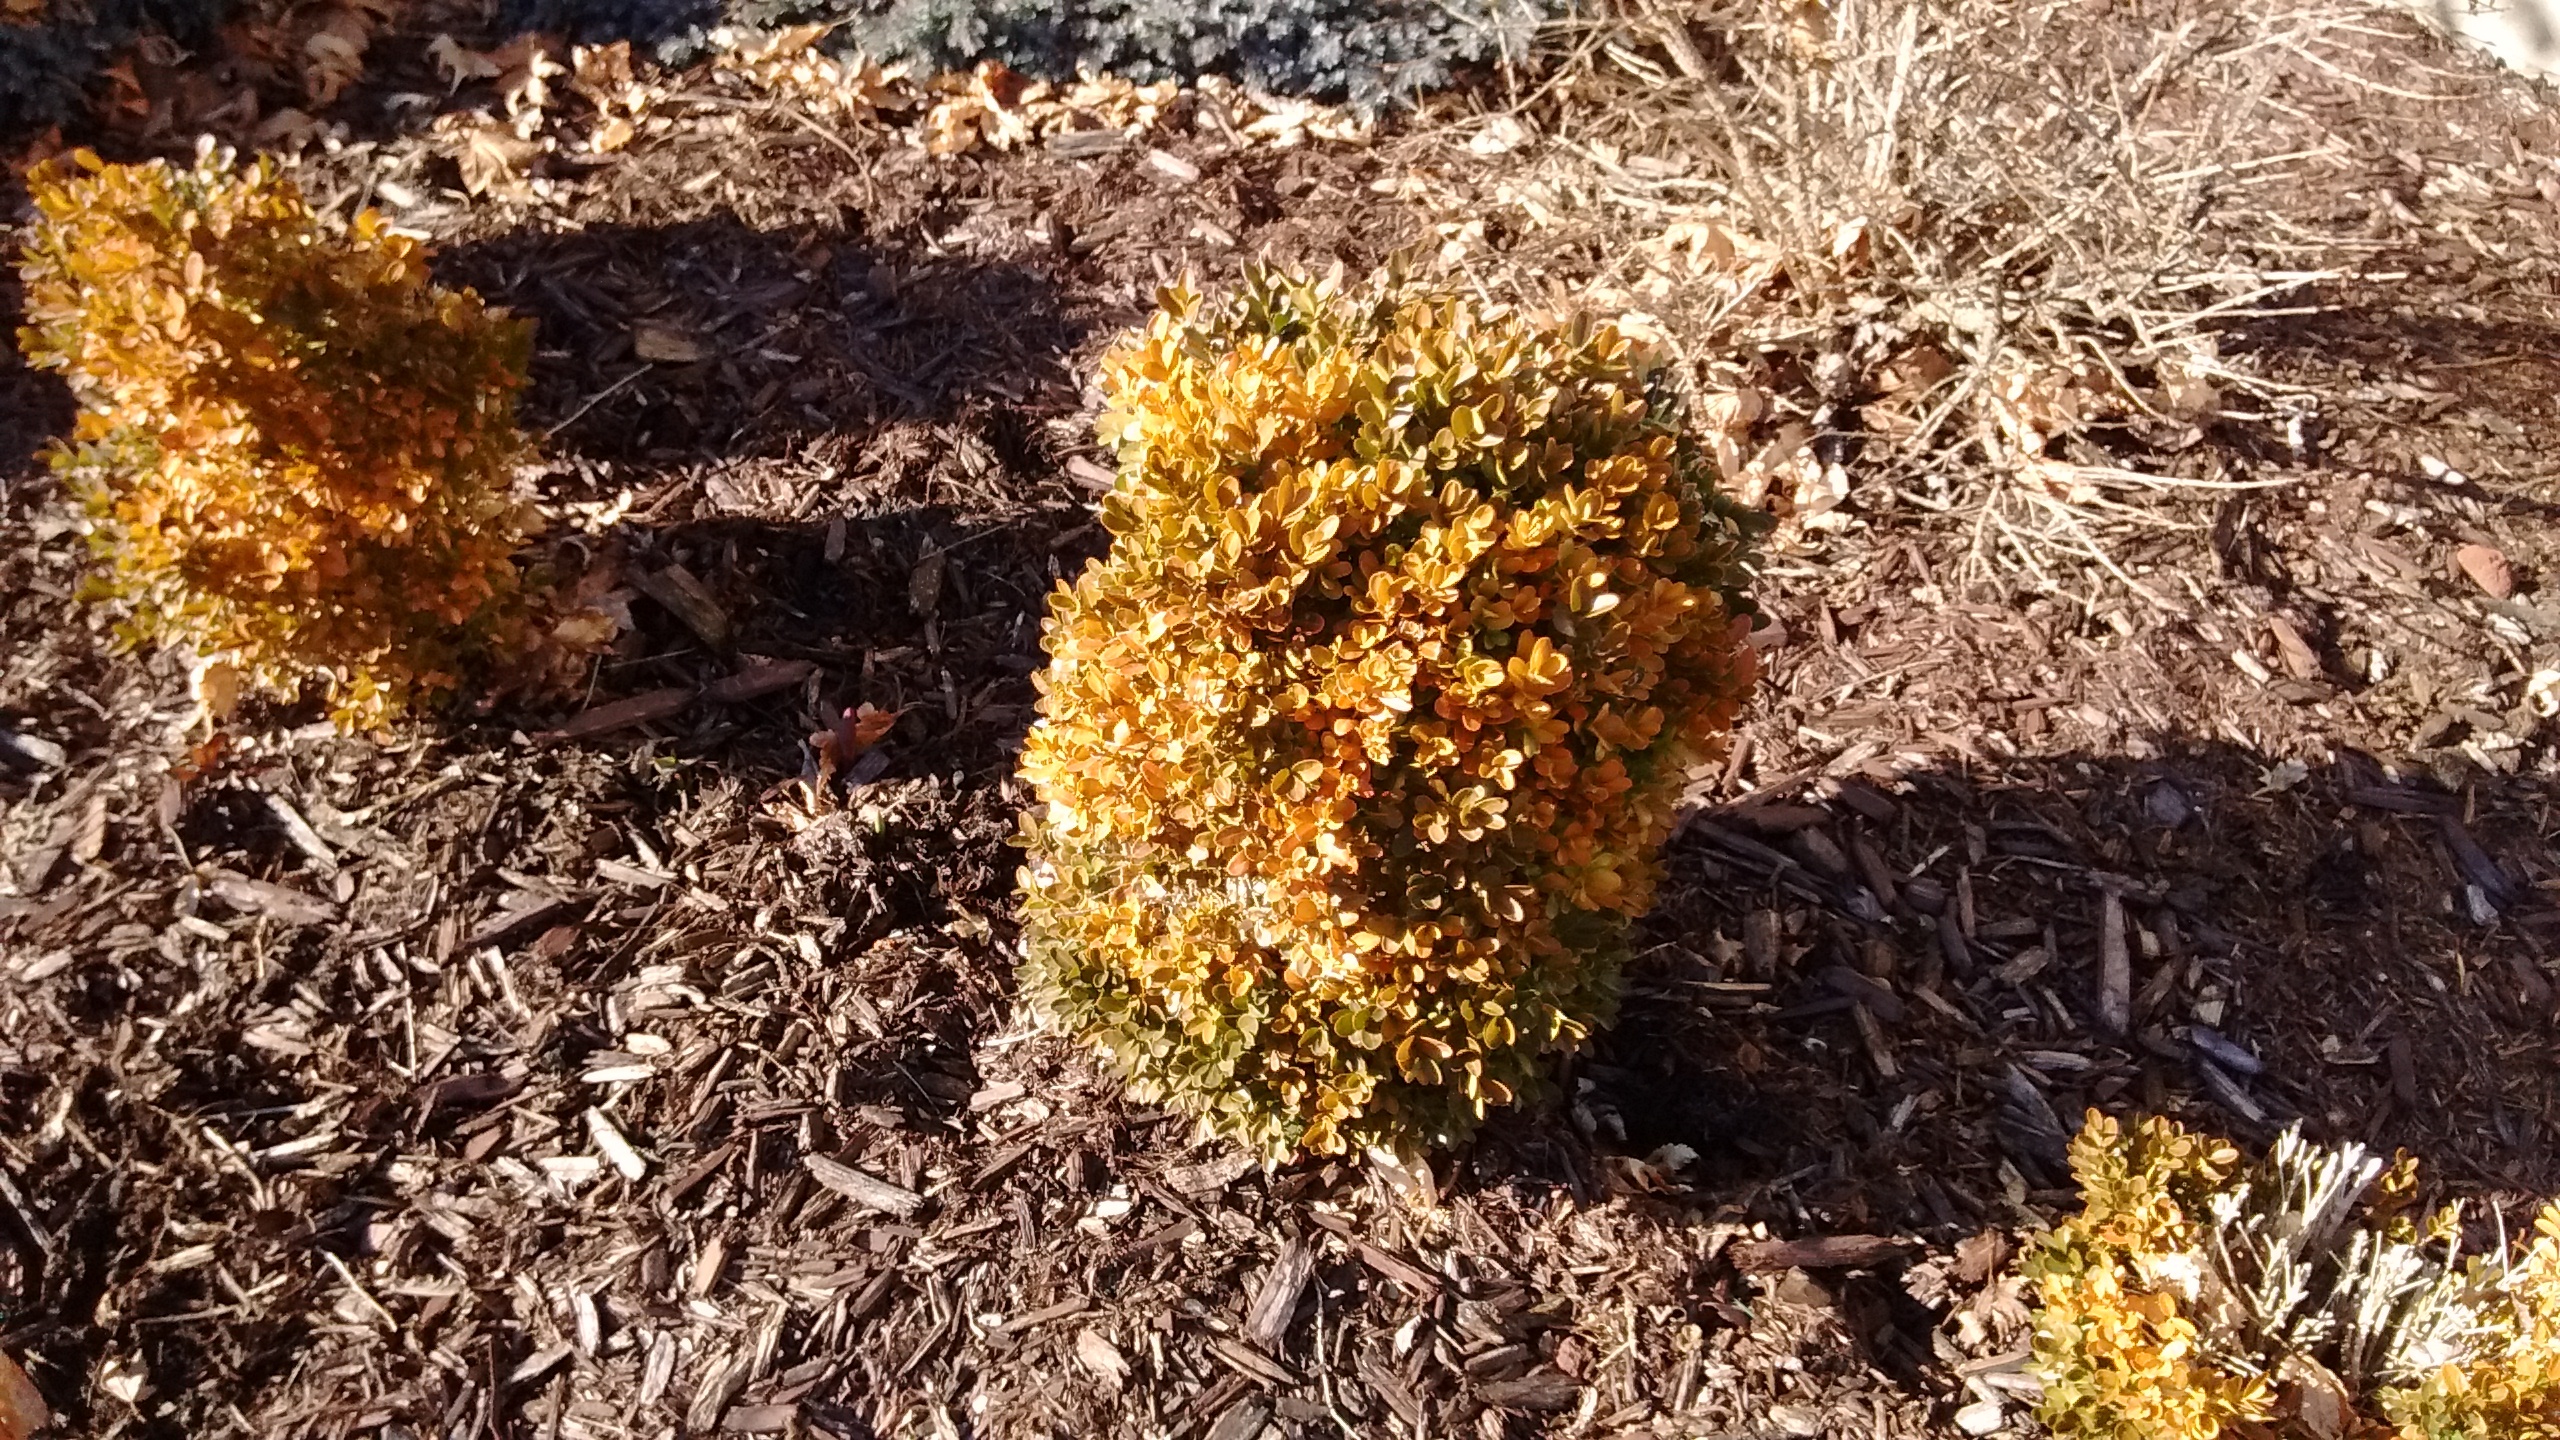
top-left (16, 146), bottom-right (609, 729)
top-left (1015, 269), bottom-right (1759, 1159)
top-left (1394, 0), bottom-right (2485, 606)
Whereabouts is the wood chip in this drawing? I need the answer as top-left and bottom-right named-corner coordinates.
top-left (632, 320), bottom-right (706, 363)
top-left (1074, 1329), bottom-right (1129, 1389)
top-left (596, 857), bottom-right (674, 888)
top-left (2193, 1056), bottom-right (2270, 1124)
top-left (721, 1405), bottom-right (797, 1434)
top-left (1244, 1237), bottom-right (1315, 1351)
top-left (206, 870), bottom-right (338, 926)
top-left (804, 1155), bottom-right (924, 1217)
top-left (2185, 1024), bottom-right (2263, 1077)
top-left (1203, 1397), bottom-right (1268, 1440)
top-left (2437, 817), bottom-right (2517, 905)
top-left (0, 728), bottom-right (66, 771)
top-left (703, 658), bottom-right (814, 703)
top-left (1162, 1151), bottom-right (1256, 1195)
top-left (467, 892), bottom-right (582, 949)
top-left (2095, 888), bottom-right (2130, 1037)
top-left (1146, 147), bottom-right (1202, 183)
top-left (1477, 1368), bottom-right (1583, 1413)
top-left (2346, 783), bottom-right (2458, 816)
top-left (417, 1071), bottom-right (520, 1113)
top-left (260, 789), bottom-right (339, 873)
top-left (908, 544), bottom-right (946, 618)
top-left (1359, 1357), bottom-right (1424, 1429)
top-left (507, 1345), bottom-right (571, 1386)
top-left (994, 1296), bottom-right (1089, 1334)
top-left (2387, 1035), bottom-right (2418, 1108)
top-left (686, 1351), bottom-right (752, 1433)
top-left (2266, 615), bottom-right (2322, 680)
top-left (552, 686), bottom-right (697, 739)
top-left (586, 1108), bottom-right (648, 1181)
top-left (632, 563), bottom-right (732, 647)
top-left (1820, 966), bottom-right (1904, 1023)
top-left (1065, 454), bottom-right (1116, 492)
top-left (1207, 1337), bottom-right (1297, 1387)
top-left (1730, 1234), bottom-right (1914, 1271)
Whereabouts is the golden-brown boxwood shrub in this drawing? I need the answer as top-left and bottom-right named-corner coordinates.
top-left (1015, 270), bottom-right (1760, 1158)
top-left (17, 148), bottom-right (601, 729)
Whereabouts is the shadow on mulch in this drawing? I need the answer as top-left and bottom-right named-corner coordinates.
top-left (1515, 736), bottom-right (2560, 1206)
top-left (432, 212), bottom-right (1084, 473)
top-left (0, 172), bottom-right (77, 498)
top-left (1446, 735), bottom-right (2560, 1398)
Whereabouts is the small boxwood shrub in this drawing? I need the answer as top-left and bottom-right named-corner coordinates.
top-left (2024, 1110), bottom-right (2560, 1440)
top-left (17, 148), bottom-right (603, 730)
top-left (1014, 270), bottom-right (1760, 1159)
top-left (503, 0), bottom-right (1554, 111)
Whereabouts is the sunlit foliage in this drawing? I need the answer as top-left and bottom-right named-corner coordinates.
top-left (17, 148), bottom-right (607, 729)
top-left (2025, 1110), bottom-right (2560, 1440)
top-left (1015, 269), bottom-right (1759, 1159)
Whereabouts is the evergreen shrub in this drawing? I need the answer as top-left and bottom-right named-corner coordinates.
top-left (16, 148), bottom-right (605, 729)
top-left (502, 0), bottom-right (1555, 111)
top-left (1015, 269), bottom-right (1760, 1159)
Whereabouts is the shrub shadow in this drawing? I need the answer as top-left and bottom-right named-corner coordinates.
top-left (0, 172), bottom-right (77, 499)
top-left (431, 213), bottom-right (1084, 473)
top-left (1463, 737), bottom-right (2559, 1385)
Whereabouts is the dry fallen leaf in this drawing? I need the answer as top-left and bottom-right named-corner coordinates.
top-left (490, 35), bottom-right (567, 118)
top-left (2266, 614), bottom-right (2323, 680)
top-left (2455, 542), bottom-right (2514, 598)
top-left (443, 115), bottom-right (538, 196)
top-left (0, 1351), bottom-right (48, 1440)
top-left (252, 107), bottom-right (326, 148)
top-left (428, 33), bottom-right (503, 87)
top-left (1073, 1329), bottom-right (1129, 1390)
top-left (192, 657), bottom-right (241, 721)
top-left (299, 8), bottom-right (374, 105)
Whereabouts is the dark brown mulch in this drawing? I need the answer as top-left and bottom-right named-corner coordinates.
top-left (6, 10), bottom-right (2560, 1440)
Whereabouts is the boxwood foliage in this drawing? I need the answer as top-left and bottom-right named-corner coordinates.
top-left (1, 0), bottom-right (234, 137)
top-left (500, 0), bottom-right (1556, 111)
top-left (1014, 269), bottom-right (1761, 1160)
top-left (18, 149), bottom-right (606, 730)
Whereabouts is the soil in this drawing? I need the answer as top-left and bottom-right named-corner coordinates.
top-left (5, 6), bottom-right (2560, 1439)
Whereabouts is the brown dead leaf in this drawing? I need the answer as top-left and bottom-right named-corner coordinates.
top-left (251, 106), bottom-right (325, 148)
top-left (835, 704), bottom-right (897, 757)
top-left (2267, 615), bottom-right (2322, 680)
top-left (1952, 1229), bottom-right (2013, 1285)
top-left (490, 35), bottom-right (566, 118)
top-left (572, 38), bottom-right (633, 91)
top-left (428, 33), bottom-right (503, 87)
top-left (299, 10), bottom-right (373, 105)
top-left (0, 1351), bottom-right (48, 1440)
top-left (2456, 542), bottom-right (2514, 598)
top-left (443, 115), bottom-right (538, 196)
